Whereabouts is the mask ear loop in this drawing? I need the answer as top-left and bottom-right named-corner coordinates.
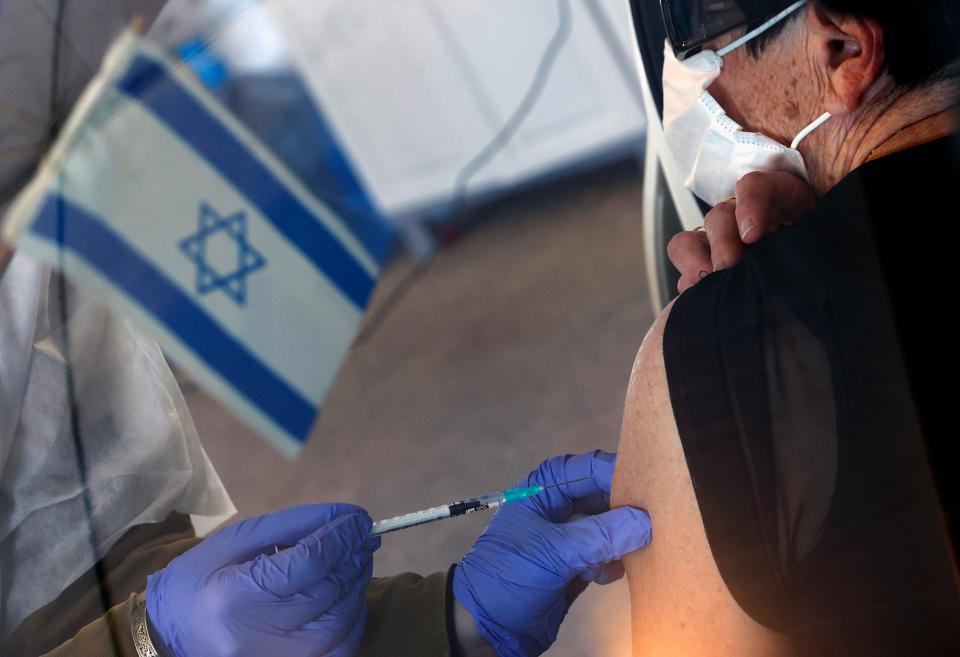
top-left (710, 1), bottom-right (831, 148)
top-left (791, 111), bottom-right (832, 149)
top-left (717, 0), bottom-right (807, 57)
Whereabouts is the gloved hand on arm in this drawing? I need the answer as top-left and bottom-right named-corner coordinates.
top-left (452, 450), bottom-right (653, 657)
top-left (146, 503), bottom-right (380, 657)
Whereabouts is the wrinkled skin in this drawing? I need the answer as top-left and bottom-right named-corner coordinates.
top-left (669, 170), bottom-right (816, 292)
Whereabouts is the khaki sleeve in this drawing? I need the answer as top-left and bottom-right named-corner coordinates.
top-left (7, 514), bottom-right (200, 657)
top-left (37, 571), bottom-right (458, 657)
top-left (18, 516), bottom-right (452, 657)
top-left (359, 570), bottom-right (455, 657)
top-left (39, 594), bottom-right (140, 657)
top-left (37, 572), bottom-right (456, 657)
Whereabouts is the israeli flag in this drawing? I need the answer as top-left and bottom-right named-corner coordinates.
top-left (2, 32), bottom-right (382, 456)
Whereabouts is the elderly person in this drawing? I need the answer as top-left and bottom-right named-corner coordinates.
top-left (614, 1), bottom-right (959, 656)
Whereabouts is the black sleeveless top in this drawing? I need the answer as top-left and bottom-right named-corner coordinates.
top-left (663, 135), bottom-right (960, 656)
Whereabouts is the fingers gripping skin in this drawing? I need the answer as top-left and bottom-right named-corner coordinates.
top-left (668, 171), bottom-right (816, 291)
top-left (453, 451), bottom-right (652, 657)
top-left (611, 303), bottom-right (794, 657)
top-left (556, 508), bottom-right (653, 575)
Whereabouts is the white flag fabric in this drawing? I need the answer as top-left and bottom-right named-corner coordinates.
top-left (2, 32), bottom-right (381, 456)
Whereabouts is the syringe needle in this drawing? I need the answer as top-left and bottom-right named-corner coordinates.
top-left (370, 476), bottom-right (597, 537)
top-left (542, 476), bottom-right (591, 490)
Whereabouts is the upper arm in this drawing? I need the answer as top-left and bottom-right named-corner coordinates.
top-left (611, 301), bottom-right (793, 657)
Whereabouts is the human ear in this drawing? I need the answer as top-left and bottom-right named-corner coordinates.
top-left (806, 4), bottom-right (886, 115)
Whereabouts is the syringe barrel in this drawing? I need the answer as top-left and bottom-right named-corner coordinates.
top-left (370, 504), bottom-right (451, 536)
top-left (449, 491), bottom-right (507, 517)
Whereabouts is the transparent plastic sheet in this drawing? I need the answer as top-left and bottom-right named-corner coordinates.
top-left (0, 253), bottom-right (234, 639)
top-left (0, 0), bottom-right (234, 643)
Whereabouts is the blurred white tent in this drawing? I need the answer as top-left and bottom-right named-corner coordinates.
top-left (152, 0), bottom-right (645, 233)
top-left (267, 0), bottom-right (645, 218)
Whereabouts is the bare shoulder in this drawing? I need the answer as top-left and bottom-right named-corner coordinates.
top-left (611, 301), bottom-right (793, 657)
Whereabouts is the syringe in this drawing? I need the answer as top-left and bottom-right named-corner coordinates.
top-left (369, 477), bottom-right (590, 536)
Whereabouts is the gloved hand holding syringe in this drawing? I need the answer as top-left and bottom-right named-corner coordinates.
top-left (145, 451), bottom-right (652, 657)
top-left (369, 476), bottom-right (591, 536)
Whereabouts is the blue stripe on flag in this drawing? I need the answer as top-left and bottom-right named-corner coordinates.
top-left (115, 55), bottom-right (375, 310)
top-left (32, 194), bottom-right (317, 445)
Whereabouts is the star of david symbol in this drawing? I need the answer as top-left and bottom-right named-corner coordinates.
top-left (179, 202), bottom-right (267, 305)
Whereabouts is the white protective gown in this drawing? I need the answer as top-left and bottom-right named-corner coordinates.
top-left (0, 0), bottom-right (234, 637)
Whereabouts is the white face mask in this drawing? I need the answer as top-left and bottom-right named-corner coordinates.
top-left (661, 1), bottom-right (831, 205)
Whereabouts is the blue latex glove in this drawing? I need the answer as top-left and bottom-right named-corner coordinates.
top-left (453, 450), bottom-right (652, 657)
top-left (146, 503), bottom-right (380, 657)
